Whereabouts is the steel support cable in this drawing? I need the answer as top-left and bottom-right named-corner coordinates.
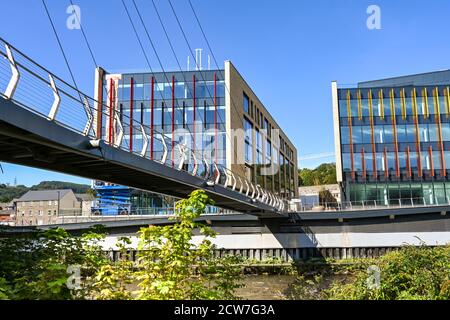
top-left (165, 0), bottom-right (236, 154)
top-left (158, 0), bottom-right (243, 190)
top-left (144, 0), bottom-right (225, 176)
top-left (121, 0), bottom-right (195, 168)
top-left (68, 0), bottom-right (98, 67)
top-left (166, 0), bottom-right (261, 197)
top-left (127, 0), bottom-right (195, 146)
top-left (121, 0), bottom-right (194, 142)
top-left (41, 0), bottom-right (80, 97)
top-left (187, 0), bottom-right (287, 205)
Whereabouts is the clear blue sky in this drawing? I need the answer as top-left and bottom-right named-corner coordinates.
top-left (1, 0), bottom-right (450, 186)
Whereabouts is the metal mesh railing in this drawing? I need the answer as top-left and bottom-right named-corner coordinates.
top-left (295, 196), bottom-right (450, 212)
top-left (0, 37), bottom-right (288, 212)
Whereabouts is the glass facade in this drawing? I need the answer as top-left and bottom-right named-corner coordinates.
top-left (103, 70), bottom-right (226, 172)
top-left (97, 65), bottom-right (298, 201)
top-left (338, 84), bottom-right (450, 204)
top-left (243, 92), bottom-right (297, 199)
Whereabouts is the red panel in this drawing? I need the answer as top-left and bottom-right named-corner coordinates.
top-left (434, 88), bottom-right (446, 177)
top-left (429, 146), bottom-right (435, 177)
top-left (413, 91), bottom-right (422, 177)
top-left (150, 76), bottom-right (154, 160)
top-left (391, 103), bottom-right (400, 178)
top-left (193, 74), bottom-right (196, 154)
top-left (172, 75), bottom-right (175, 168)
top-left (130, 77), bottom-right (134, 153)
top-left (361, 148), bottom-right (366, 180)
top-left (369, 91), bottom-right (377, 179)
top-left (346, 92), bottom-right (355, 181)
top-left (109, 79), bottom-right (114, 145)
top-left (214, 72), bottom-right (218, 164)
top-left (384, 147), bottom-right (389, 178)
top-left (406, 146), bottom-right (412, 178)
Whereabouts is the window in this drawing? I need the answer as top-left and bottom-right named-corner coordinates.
top-left (243, 93), bottom-right (249, 113)
top-left (244, 118), bottom-right (253, 163)
top-left (256, 129), bottom-right (263, 165)
top-left (265, 139), bottom-right (272, 165)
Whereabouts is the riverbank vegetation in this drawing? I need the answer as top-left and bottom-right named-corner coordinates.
top-left (288, 246), bottom-right (450, 300)
top-left (0, 190), bottom-right (448, 300)
top-left (0, 190), bottom-right (242, 300)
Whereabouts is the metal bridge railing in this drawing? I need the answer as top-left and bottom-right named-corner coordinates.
top-left (0, 37), bottom-right (289, 213)
top-left (295, 196), bottom-right (450, 213)
top-left (23, 206), bottom-right (241, 226)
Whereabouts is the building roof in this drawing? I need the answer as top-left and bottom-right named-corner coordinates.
top-left (358, 69), bottom-right (450, 88)
top-left (75, 193), bottom-right (94, 201)
top-left (16, 189), bottom-right (72, 202)
top-left (0, 202), bottom-right (13, 208)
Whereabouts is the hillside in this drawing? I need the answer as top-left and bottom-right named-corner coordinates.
top-left (0, 181), bottom-right (91, 203)
top-left (298, 163), bottom-right (337, 187)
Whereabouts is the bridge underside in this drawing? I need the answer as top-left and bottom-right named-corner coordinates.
top-left (0, 98), bottom-right (279, 216)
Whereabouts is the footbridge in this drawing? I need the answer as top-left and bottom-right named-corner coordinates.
top-left (0, 38), bottom-right (286, 216)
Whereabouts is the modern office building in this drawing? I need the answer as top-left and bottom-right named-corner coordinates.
top-left (332, 70), bottom-right (450, 205)
top-left (93, 61), bottom-right (298, 200)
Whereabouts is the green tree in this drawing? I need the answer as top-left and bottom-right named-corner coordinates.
top-left (298, 163), bottom-right (337, 186)
top-left (319, 189), bottom-right (337, 206)
top-left (135, 190), bottom-right (243, 300)
top-left (0, 226), bottom-right (108, 300)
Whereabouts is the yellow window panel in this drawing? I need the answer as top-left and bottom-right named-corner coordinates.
top-left (357, 90), bottom-right (362, 120)
top-left (379, 89), bottom-right (384, 119)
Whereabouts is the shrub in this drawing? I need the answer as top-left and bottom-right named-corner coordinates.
top-left (326, 245), bottom-right (450, 300)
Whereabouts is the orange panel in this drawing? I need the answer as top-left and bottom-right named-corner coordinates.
top-left (412, 88), bottom-right (422, 177)
top-left (433, 87), bottom-right (446, 177)
top-left (347, 91), bottom-right (355, 181)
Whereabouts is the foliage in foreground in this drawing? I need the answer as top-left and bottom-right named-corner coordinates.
top-left (0, 190), bottom-right (243, 300)
top-left (289, 245), bottom-right (450, 300)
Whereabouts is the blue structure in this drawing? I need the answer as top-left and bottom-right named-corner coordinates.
top-left (91, 182), bottom-right (132, 216)
top-left (91, 181), bottom-right (177, 216)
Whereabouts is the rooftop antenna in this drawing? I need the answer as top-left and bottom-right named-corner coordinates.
top-left (195, 48), bottom-right (203, 71)
top-left (208, 54), bottom-right (211, 70)
top-left (187, 55), bottom-right (190, 71)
